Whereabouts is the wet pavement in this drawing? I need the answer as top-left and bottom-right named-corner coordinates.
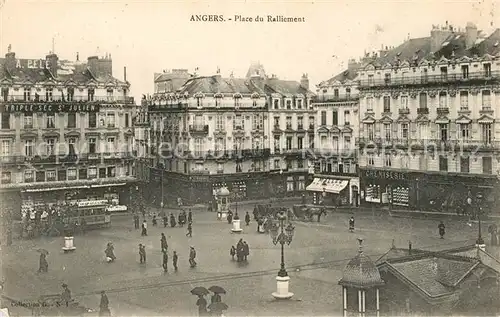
top-left (2, 203), bottom-right (480, 316)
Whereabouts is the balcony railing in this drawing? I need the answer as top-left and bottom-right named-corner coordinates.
top-left (436, 107), bottom-right (450, 115)
top-left (417, 108), bottom-right (429, 114)
top-left (358, 71), bottom-right (500, 88)
top-left (189, 125), bottom-right (209, 134)
top-left (399, 108), bottom-right (410, 115)
top-left (356, 137), bottom-right (500, 150)
top-left (313, 94), bottom-right (359, 103)
top-left (174, 148), bottom-right (271, 159)
top-left (2, 95), bottom-right (135, 104)
top-left (1, 152), bottom-right (136, 164)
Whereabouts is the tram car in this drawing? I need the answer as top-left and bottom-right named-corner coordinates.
top-left (63, 200), bottom-right (111, 229)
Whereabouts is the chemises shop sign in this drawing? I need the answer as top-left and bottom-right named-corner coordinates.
top-left (364, 169), bottom-right (407, 181)
top-left (0, 104), bottom-right (100, 113)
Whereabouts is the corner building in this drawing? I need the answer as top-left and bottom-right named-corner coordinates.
top-left (357, 23), bottom-right (500, 212)
top-left (0, 50), bottom-right (137, 215)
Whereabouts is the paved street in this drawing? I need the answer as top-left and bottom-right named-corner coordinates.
top-left (2, 203), bottom-right (481, 316)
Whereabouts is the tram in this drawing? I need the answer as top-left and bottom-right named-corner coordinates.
top-left (63, 200), bottom-right (111, 229)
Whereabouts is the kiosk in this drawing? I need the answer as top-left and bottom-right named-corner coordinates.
top-left (214, 187), bottom-right (230, 220)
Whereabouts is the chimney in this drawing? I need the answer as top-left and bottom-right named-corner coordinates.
top-left (466, 22), bottom-right (478, 49)
top-left (430, 23), bottom-right (453, 52)
top-left (45, 53), bottom-right (59, 77)
top-left (76, 52), bottom-right (79, 62)
top-left (124, 66), bottom-right (127, 82)
top-left (300, 73), bottom-right (309, 90)
top-left (4, 51), bottom-right (16, 72)
top-left (379, 44), bottom-right (388, 57)
top-left (98, 54), bottom-right (112, 76)
top-left (87, 56), bottom-right (99, 75)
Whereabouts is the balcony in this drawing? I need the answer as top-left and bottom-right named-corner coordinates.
top-left (417, 108), bottom-right (429, 115)
top-left (313, 94), bottom-right (359, 103)
top-left (399, 108), bottom-right (410, 115)
top-left (358, 71), bottom-right (500, 88)
top-left (308, 124), bottom-right (315, 132)
top-left (189, 125), bottom-right (209, 134)
top-left (356, 137), bottom-right (500, 151)
top-left (436, 107), bottom-right (449, 115)
top-left (2, 94), bottom-right (135, 104)
top-left (480, 106), bottom-right (494, 114)
top-left (273, 125), bottom-right (282, 133)
top-left (297, 124), bottom-right (305, 131)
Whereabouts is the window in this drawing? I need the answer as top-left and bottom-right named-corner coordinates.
top-left (67, 113), bottom-right (76, 128)
top-left (286, 160), bottom-right (292, 170)
top-left (215, 137), bottom-right (226, 153)
top-left (384, 73), bottom-right (391, 84)
top-left (346, 87), bottom-right (351, 97)
top-left (273, 99), bottom-right (279, 109)
top-left (88, 113), bottom-right (97, 128)
top-left (460, 91), bottom-right (468, 110)
top-left (233, 137), bottom-right (243, 152)
top-left (366, 97), bottom-right (373, 111)
top-left (332, 136), bottom-right (339, 150)
top-left (297, 99), bottom-right (302, 109)
top-left (196, 96), bottom-right (203, 108)
top-left (418, 123), bottom-right (428, 139)
top-left (484, 63), bottom-right (492, 77)
top-left (234, 96), bottom-right (241, 107)
top-left (107, 166), bottom-right (116, 177)
top-left (46, 113), bottom-right (55, 128)
top-left (252, 114), bottom-right (263, 130)
top-left (343, 136), bottom-right (350, 150)
top-left (309, 116), bottom-right (315, 129)
top-left (401, 123), bottom-right (409, 139)
top-left (89, 138), bottom-right (97, 154)
top-left (483, 157), bottom-right (492, 174)
top-left (367, 154), bottom-right (374, 166)
top-left (297, 137), bottom-right (303, 149)
top-left (1, 140), bottom-right (10, 156)
top-left (88, 167), bottom-right (97, 179)
top-left (45, 88), bottom-right (53, 101)
top-left (79, 169), bottom-right (87, 179)
top-left (366, 123), bottom-right (374, 140)
top-left (460, 156), bottom-right (470, 173)
top-left (286, 117), bottom-right (292, 129)
top-left (24, 88), bottom-right (31, 101)
top-left (46, 170), bottom-right (56, 181)
top-left (274, 135), bottom-right (280, 152)
top-left (274, 159), bottom-right (280, 170)
top-left (24, 114), bottom-right (33, 129)
top-left (459, 124), bottom-right (470, 139)
top-left (286, 100), bottom-right (291, 109)
top-left (383, 96), bottom-right (391, 112)
top-left (368, 74), bottom-right (374, 85)
top-left (217, 163), bottom-right (224, 174)
top-left (233, 115), bottom-right (243, 130)
top-left (1, 171), bottom-right (11, 184)
top-left (400, 96), bottom-right (408, 109)
top-left (440, 67), bottom-right (448, 80)
top-left (88, 88), bottom-right (95, 101)
top-left (308, 134), bottom-right (314, 149)
top-left (106, 137), bottom-right (115, 153)
top-left (216, 115), bottom-right (224, 131)
top-left (1, 113), bottom-right (10, 129)
top-left (68, 138), bottom-right (76, 155)
top-left (384, 124), bottom-right (391, 140)
top-left (461, 65), bottom-right (469, 79)
top-left (286, 137), bottom-right (292, 150)
top-left (99, 168), bottom-right (106, 178)
top-left (439, 124), bottom-right (448, 141)
top-left (332, 111), bottom-right (338, 126)
top-left (439, 156), bottom-right (448, 171)
top-left (107, 113), bottom-right (115, 128)
top-left (321, 135), bottom-right (327, 148)
top-left (125, 113), bottom-right (129, 128)
top-left (236, 162), bottom-right (242, 173)
top-left (344, 111), bottom-right (350, 125)
top-left (482, 124), bottom-right (492, 144)
top-left (401, 155), bottom-right (409, 169)
top-left (194, 115), bottom-right (204, 127)
top-left (46, 138), bottom-right (55, 156)
top-left (67, 87), bottom-right (74, 101)
top-left (384, 154), bottom-right (392, 167)
top-left (297, 159), bottom-right (304, 169)
top-left (215, 95), bottom-right (222, 107)
top-left (67, 168), bottom-right (77, 180)
top-left (439, 92), bottom-right (447, 108)
top-left (419, 93), bottom-right (427, 109)
top-left (321, 111), bottom-right (327, 125)
top-left (252, 137), bottom-right (262, 150)
top-left (25, 140), bottom-right (34, 157)
top-left (334, 89), bottom-right (339, 98)
top-left (273, 117), bottom-right (280, 130)
top-left (482, 90), bottom-right (491, 110)
top-left (24, 170), bottom-right (34, 183)
top-left (297, 116), bottom-right (304, 130)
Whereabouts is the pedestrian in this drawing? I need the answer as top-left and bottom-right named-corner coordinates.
top-left (189, 246), bottom-right (197, 268)
top-left (141, 220), bottom-right (148, 236)
top-left (318, 206), bottom-right (325, 222)
top-left (163, 214), bottom-right (168, 227)
top-left (161, 233), bottom-right (168, 253)
top-left (438, 221), bottom-right (446, 239)
top-left (61, 284), bottom-right (71, 307)
top-left (188, 209), bottom-right (193, 223)
top-left (186, 221), bottom-right (193, 237)
top-left (99, 291), bottom-right (110, 316)
top-left (170, 213), bottom-right (176, 228)
top-left (173, 251), bottom-right (178, 271)
top-left (152, 214), bottom-right (157, 226)
top-left (139, 244), bottom-right (146, 264)
top-left (38, 253), bottom-right (48, 273)
top-left (243, 241), bottom-right (249, 261)
top-left (196, 295), bottom-right (207, 316)
top-left (230, 246), bottom-right (236, 260)
top-left (105, 242), bottom-right (116, 262)
top-left (227, 210), bottom-right (233, 224)
top-left (245, 212), bottom-right (250, 226)
top-left (210, 292), bottom-right (221, 304)
top-left (162, 250), bottom-right (168, 272)
top-left (178, 212), bottom-right (183, 227)
top-left (134, 214), bottom-right (139, 229)
top-left (349, 216), bottom-right (355, 232)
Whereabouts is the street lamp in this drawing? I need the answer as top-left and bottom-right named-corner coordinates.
top-left (476, 192), bottom-right (485, 248)
top-left (269, 211), bottom-right (295, 299)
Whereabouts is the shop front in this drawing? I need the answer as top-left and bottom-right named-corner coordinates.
top-left (360, 168), bottom-right (413, 208)
top-left (306, 176), bottom-right (352, 206)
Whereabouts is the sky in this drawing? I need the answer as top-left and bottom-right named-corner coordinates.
top-left (1, 0), bottom-right (499, 101)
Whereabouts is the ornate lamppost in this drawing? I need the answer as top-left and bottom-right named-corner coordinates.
top-left (269, 211), bottom-right (295, 299)
top-left (476, 192), bottom-right (485, 250)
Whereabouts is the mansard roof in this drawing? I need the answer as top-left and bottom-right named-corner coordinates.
top-left (177, 75), bottom-right (265, 96)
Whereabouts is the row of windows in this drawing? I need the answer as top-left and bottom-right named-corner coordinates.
top-left (1, 87), bottom-right (125, 102)
top-left (366, 154), bottom-right (495, 174)
top-left (0, 112), bottom-right (131, 130)
top-left (319, 110), bottom-right (351, 126)
top-left (274, 135), bottom-right (317, 150)
top-left (196, 96), bottom-right (260, 108)
top-left (0, 166), bottom-right (119, 184)
top-left (365, 90), bottom-right (493, 112)
top-left (272, 98), bottom-right (310, 110)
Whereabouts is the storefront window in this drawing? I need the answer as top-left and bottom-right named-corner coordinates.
top-left (296, 176), bottom-right (305, 190)
top-left (287, 177), bottom-right (294, 192)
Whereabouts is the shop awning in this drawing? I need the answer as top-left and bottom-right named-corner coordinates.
top-left (91, 183), bottom-right (127, 188)
top-left (306, 178), bottom-right (325, 192)
top-left (323, 179), bottom-right (349, 194)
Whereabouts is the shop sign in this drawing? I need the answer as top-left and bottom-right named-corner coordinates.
top-left (0, 104), bottom-right (100, 113)
top-left (78, 200), bottom-right (108, 207)
top-left (364, 169), bottom-right (407, 181)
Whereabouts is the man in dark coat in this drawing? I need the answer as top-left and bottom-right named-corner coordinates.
top-left (161, 233), bottom-right (168, 253)
top-left (245, 212), bottom-right (250, 226)
top-left (227, 211), bottom-right (233, 224)
top-left (141, 220), bottom-right (148, 236)
top-left (243, 241), bottom-right (249, 261)
top-left (133, 214), bottom-right (140, 229)
top-left (188, 210), bottom-right (193, 223)
top-left (162, 250), bottom-right (168, 272)
top-left (163, 214), bottom-right (168, 228)
top-left (349, 216), bottom-right (355, 232)
top-left (139, 244), bottom-right (146, 264)
top-left (99, 291), bottom-right (110, 316)
top-left (186, 221), bottom-right (193, 237)
top-left (173, 251), bottom-right (178, 271)
top-left (38, 253), bottom-right (48, 273)
top-left (196, 295), bottom-right (207, 316)
top-left (438, 221), bottom-right (446, 239)
top-left (61, 284), bottom-right (71, 307)
top-left (189, 246), bottom-right (197, 267)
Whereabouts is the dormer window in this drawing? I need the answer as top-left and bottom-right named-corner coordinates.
top-left (233, 94), bottom-right (242, 108)
top-left (88, 88), bottom-right (95, 101)
top-left (484, 63), bottom-right (492, 77)
top-left (273, 99), bottom-right (279, 109)
top-left (1, 88), bottom-right (8, 102)
top-left (196, 96), bottom-right (203, 108)
top-left (45, 88), bottom-right (53, 102)
top-left (286, 100), bottom-right (291, 109)
top-left (297, 99), bottom-right (302, 109)
top-left (67, 87), bottom-right (74, 101)
top-left (384, 73), bottom-right (391, 84)
top-left (23, 88), bottom-right (31, 101)
top-left (215, 95), bottom-right (222, 107)
top-left (106, 88), bottom-right (114, 102)
top-left (334, 89), bottom-right (339, 98)
top-left (346, 87), bottom-right (351, 97)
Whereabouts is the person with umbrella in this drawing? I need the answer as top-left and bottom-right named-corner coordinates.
top-left (38, 249), bottom-right (49, 273)
top-left (208, 302), bottom-right (228, 317)
top-left (208, 286), bottom-right (225, 303)
top-left (189, 246), bottom-right (197, 268)
top-left (61, 284), bottom-right (71, 307)
top-left (99, 291), bottom-right (110, 316)
top-left (191, 287), bottom-right (209, 316)
top-left (245, 212), bottom-right (250, 226)
top-left (161, 233), bottom-right (168, 253)
top-left (438, 221), bottom-right (446, 239)
top-left (105, 242), bottom-right (116, 263)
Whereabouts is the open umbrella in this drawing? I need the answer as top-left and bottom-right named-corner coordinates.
top-left (37, 249), bottom-right (49, 255)
top-left (190, 286), bottom-right (209, 296)
top-left (208, 302), bottom-right (228, 311)
top-left (208, 286), bottom-right (226, 294)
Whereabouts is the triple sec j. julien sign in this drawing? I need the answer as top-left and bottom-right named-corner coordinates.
top-left (0, 104), bottom-right (100, 113)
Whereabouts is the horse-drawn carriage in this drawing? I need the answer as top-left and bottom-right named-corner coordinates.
top-left (292, 204), bottom-right (327, 222)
